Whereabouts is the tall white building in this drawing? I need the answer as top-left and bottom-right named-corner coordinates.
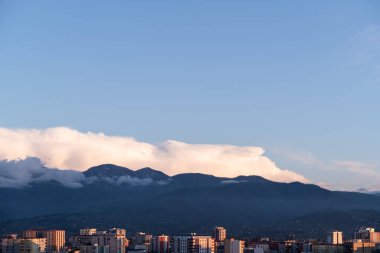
top-left (224, 239), bottom-right (244, 253)
top-left (327, 231), bottom-right (343, 245)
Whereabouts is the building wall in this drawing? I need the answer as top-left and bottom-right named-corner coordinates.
top-left (213, 228), bottom-right (226, 243)
top-left (350, 242), bottom-right (376, 253)
top-left (1, 238), bottom-right (47, 253)
top-left (170, 236), bottom-right (190, 253)
top-left (254, 244), bottom-right (269, 253)
top-left (153, 236), bottom-right (169, 253)
top-left (327, 232), bottom-right (343, 245)
top-left (354, 228), bottom-right (380, 243)
top-left (44, 230), bottom-right (65, 253)
top-left (80, 229), bottom-right (97, 236)
top-left (170, 236), bottom-right (214, 253)
top-left (22, 231), bottom-right (45, 240)
top-left (369, 233), bottom-right (380, 243)
top-left (225, 239), bottom-right (244, 253)
top-left (312, 244), bottom-right (345, 253)
top-left (191, 236), bottom-right (214, 253)
top-left (71, 229), bottom-right (126, 253)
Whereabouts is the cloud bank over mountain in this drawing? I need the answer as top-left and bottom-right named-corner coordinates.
top-left (0, 127), bottom-right (308, 184)
top-left (0, 157), bottom-right (85, 188)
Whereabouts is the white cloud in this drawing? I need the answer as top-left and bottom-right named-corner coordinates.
top-left (0, 157), bottom-right (85, 188)
top-left (221, 180), bottom-right (247, 184)
top-left (341, 25), bottom-right (380, 82)
top-left (0, 127), bottom-right (308, 184)
top-left (271, 148), bottom-right (322, 166)
top-left (271, 147), bottom-right (380, 191)
top-left (0, 157), bottom-right (159, 188)
top-left (116, 176), bottom-right (153, 186)
top-left (350, 25), bottom-right (380, 66)
top-left (332, 160), bottom-right (380, 179)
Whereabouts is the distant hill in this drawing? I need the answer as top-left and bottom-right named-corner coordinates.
top-left (1, 164), bottom-right (380, 238)
top-left (248, 209), bottom-right (380, 240)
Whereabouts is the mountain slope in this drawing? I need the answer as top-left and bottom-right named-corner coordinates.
top-left (83, 164), bottom-right (135, 177)
top-left (2, 209), bottom-right (380, 239)
top-left (1, 164), bottom-right (380, 237)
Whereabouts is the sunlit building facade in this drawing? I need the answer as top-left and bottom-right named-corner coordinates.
top-left (1, 237), bottom-right (47, 253)
top-left (224, 239), bottom-right (244, 253)
top-left (213, 228), bottom-right (226, 243)
top-left (152, 235), bottom-right (169, 253)
top-left (354, 228), bottom-right (380, 243)
top-left (44, 230), bottom-right (65, 253)
top-left (170, 235), bottom-right (214, 253)
top-left (327, 231), bottom-right (343, 245)
top-left (71, 228), bottom-right (126, 253)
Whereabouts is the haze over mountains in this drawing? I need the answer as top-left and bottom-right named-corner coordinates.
top-left (1, 158), bottom-right (380, 238)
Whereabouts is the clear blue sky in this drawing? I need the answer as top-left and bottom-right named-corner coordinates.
top-left (0, 0), bottom-right (379, 190)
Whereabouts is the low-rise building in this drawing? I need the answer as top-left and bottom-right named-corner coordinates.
top-left (312, 244), bottom-right (345, 253)
top-left (327, 232), bottom-right (343, 245)
top-left (354, 228), bottom-right (380, 243)
top-left (170, 235), bottom-right (214, 253)
top-left (71, 228), bottom-right (127, 253)
top-left (2, 237), bottom-right (47, 253)
top-left (346, 242), bottom-right (376, 253)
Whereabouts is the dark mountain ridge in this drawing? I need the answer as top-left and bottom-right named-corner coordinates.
top-left (84, 164), bottom-right (168, 180)
top-left (1, 163), bottom-right (380, 238)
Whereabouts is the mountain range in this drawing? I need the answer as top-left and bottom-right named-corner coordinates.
top-left (1, 163), bottom-right (380, 239)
